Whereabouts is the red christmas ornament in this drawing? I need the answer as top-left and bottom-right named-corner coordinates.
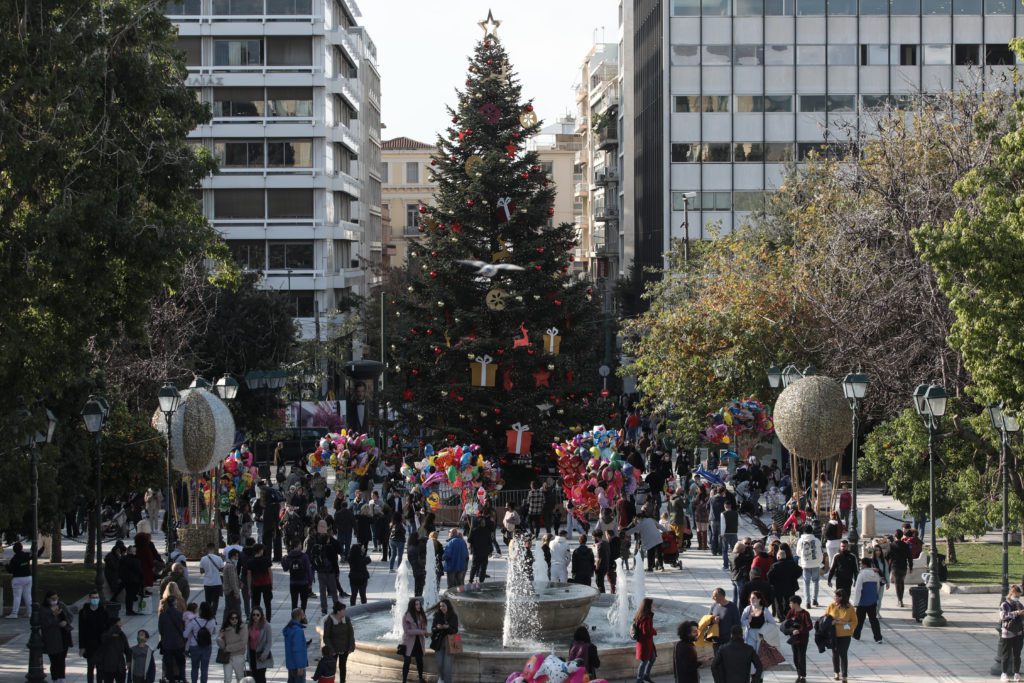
top-left (496, 348), bottom-right (505, 356)
top-left (487, 59), bottom-right (493, 65)
top-left (448, 433), bottom-right (457, 441)
top-left (527, 349), bottom-right (535, 356)
top-left (451, 223), bottom-right (463, 233)
top-left (429, 271), bottom-right (437, 278)
top-left (431, 251), bottom-right (438, 256)
top-left (536, 247), bottom-right (545, 253)
top-left (467, 199), bottom-right (475, 206)
top-left (465, 79), bottom-right (472, 85)
top-left (425, 328), bottom-right (433, 335)
top-left (533, 265), bottom-right (542, 271)
top-left (452, 116), bottom-right (460, 124)
top-left (433, 346), bottom-right (442, 355)
top-left (402, 388), bottom-right (414, 401)
top-left (525, 104), bottom-right (534, 112)
top-left (554, 299), bottom-right (562, 306)
top-left (502, 367), bottom-right (514, 391)
top-left (493, 407), bottom-right (501, 414)
top-left (450, 155), bottom-right (457, 162)
top-left (484, 40), bottom-right (491, 47)
top-left (520, 172), bottom-right (529, 180)
top-left (512, 132), bottom-right (520, 139)
top-left (410, 328), bottom-right (418, 335)
top-left (547, 207), bottom-right (555, 216)
top-left (505, 144), bottom-right (517, 155)
top-left (532, 368), bottom-right (552, 388)
top-left (456, 395), bottom-right (465, 402)
top-left (430, 159), bottom-right (437, 165)
top-left (531, 165), bottom-right (540, 172)
top-left (411, 368), bottom-right (421, 377)
top-left (418, 205), bottom-right (427, 214)
top-left (561, 267), bottom-right (569, 273)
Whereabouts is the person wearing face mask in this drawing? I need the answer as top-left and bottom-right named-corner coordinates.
top-left (79, 591), bottom-right (111, 683)
top-left (40, 590), bottom-right (73, 683)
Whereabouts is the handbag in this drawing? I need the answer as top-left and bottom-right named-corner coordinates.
top-left (757, 638), bottom-right (786, 670)
top-left (396, 643), bottom-right (406, 656)
top-left (446, 633), bottom-right (463, 654)
top-left (215, 647), bottom-right (231, 665)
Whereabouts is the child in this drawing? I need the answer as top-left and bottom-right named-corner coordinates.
top-left (311, 645), bottom-right (337, 683)
top-left (129, 630), bottom-right (156, 683)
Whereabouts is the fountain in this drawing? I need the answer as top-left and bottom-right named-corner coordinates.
top-left (385, 557), bottom-right (413, 639)
top-left (501, 536), bottom-right (541, 646)
top-left (631, 550), bottom-right (647, 609)
top-left (423, 537), bottom-right (439, 609)
top-left (606, 557), bottom-right (631, 639)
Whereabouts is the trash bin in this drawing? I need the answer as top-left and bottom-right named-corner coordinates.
top-left (928, 553), bottom-right (948, 582)
top-left (910, 584), bottom-right (928, 622)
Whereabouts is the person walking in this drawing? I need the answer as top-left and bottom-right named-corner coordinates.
top-left (347, 544), bottom-right (371, 606)
top-left (184, 602), bottom-right (217, 683)
top-left (323, 602), bottom-right (355, 683)
top-left (888, 530), bottom-right (913, 607)
top-left (246, 608), bottom-right (273, 683)
top-left (407, 533), bottom-right (427, 597)
top-left (740, 590), bottom-right (777, 651)
top-left (767, 545), bottom-right (802, 618)
top-left (710, 625), bottom-right (763, 683)
top-left (633, 598), bottom-right (658, 683)
top-left (222, 550), bottom-right (242, 623)
top-left (869, 544), bottom-right (890, 615)
top-left (6, 542), bottom-right (32, 618)
top-left (852, 557), bottom-right (883, 643)
top-left (400, 598), bottom-right (428, 683)
top-left (794, 525), bottom-right (823, 607)
top-left (103, 542), bottom-right (126, 605)
top-left (282, 541), bottom-right (314, 612)
top-left (783, 596), bottom-right (813, 683)
top-left (157, 595), bottom-right (187, 683)
top-left (719, 501), bottom-right (740, 571)
top-left (729, 541), bottom-right (753, 607)
top-left (96, 617), bottom-right (131, 683)
top-left (283, 608), bottom-right (308, 683)
top-left (825, 589), bottom-right (858, 682)
top-left (388, 513), bottom-right (408, 573)
top-left (571, 534), bottom-right (596, 587)
top-left (827, 540), bottom-right (859, 600)
top-left (708, 588), bottom-right (740, 655)
top-left (119, 546), bottom-right (144, 615)
top-left (442, 529), bottom-right (469, 588)
top-left (40, 590), bottom-right (73, 683)
top-left (247, 545), bottom-right (274, 622)
top-left (129, 629), bottom-right (157, 683)
top-left (430, 598), bottom-right (459, 683)
top-left (216, 609), bottom-right (247, 683)
top-left (692, 489), bottom-right (710, 552)
top-left (527, 481), bottom-right (545, 537)
top-left (672, 621), bottom-right (700, 683)
top-left (467, 520), bottom-right (492, 584)
top-left (79, 591), bottom-right (111, 683)
top-left (999, 585), bottom-right (1024, 682)
top-left (199, 544), bottom-right (225, 615)
top-left (307, 521), bottom-right (343, 614)
top-left (837, 485), bottom-right (852, 527)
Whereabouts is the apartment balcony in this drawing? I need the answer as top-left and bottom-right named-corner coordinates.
top-left (594, 205), bottom-right (618, 223)
top-left (325, 24), bottom-right (359, 64)
top-left (575, 83), bottom-right (588, 102)
top-left (574, 115), bottom-right (589, 135)
top-left (594, 167), bottom-right (618, 186)
top-left (597, 125), bottom-right (618, 151)
top-left (574, 182), bottom-right (589, 198)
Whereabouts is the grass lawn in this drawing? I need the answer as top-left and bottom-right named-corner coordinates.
top-left (0, 563), bottom-right (99, 613)
top-left (946, 542), bottom-right (1024, 585)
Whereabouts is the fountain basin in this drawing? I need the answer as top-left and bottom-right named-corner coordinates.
top-left (445, 581), bottom-right (598, 640)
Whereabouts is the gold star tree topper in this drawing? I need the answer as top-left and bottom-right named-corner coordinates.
top-left (478, 9), bottom-right (501, 39)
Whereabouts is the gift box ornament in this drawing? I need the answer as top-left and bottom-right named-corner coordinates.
top-left (506, 422), bottom-right (532, 454)
top-left (470, 355), bottom-right (497, 387)
top-left (542, 327), bottom-right (561, 354)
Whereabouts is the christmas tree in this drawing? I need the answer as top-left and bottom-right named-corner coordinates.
top-left (385, 13), bottom-right (608, 473)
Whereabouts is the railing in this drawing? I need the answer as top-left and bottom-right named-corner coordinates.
top-left (594, 205), bottom-right (619, 222)
top-left (594, 168), bottom-right (618, 185)
top-left (597, 126), bottom-right (619, 150)
top-left (188, 64), bottom-right (318, 75)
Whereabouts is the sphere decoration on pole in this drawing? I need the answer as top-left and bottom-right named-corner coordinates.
top-left (773, 375), bottom-right (853, 462)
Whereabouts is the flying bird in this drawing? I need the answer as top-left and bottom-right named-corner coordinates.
top-left (456, 259), bottom-right (525, 278)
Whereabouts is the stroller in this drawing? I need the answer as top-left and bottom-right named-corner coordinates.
top-left (660, 529), bottom-right (681, 569)
top-left (735, 480), bottom-right (764, 517)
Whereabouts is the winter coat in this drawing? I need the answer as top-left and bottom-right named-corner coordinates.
top-left (672, 640), bottom-right (700, 683)
top-left (568, 639), bottom-right (600, 677)
top-left (401, 612), bottom-right (428, 654)
top-left (135, 533), bottom-right (161, 586)
top-left (97, 625), bottom-right (131, 674)
top-left (129, 643), bottom-right (156, 683)
top-left (282, 548), bottom-right (314, 587)
top-left (630, 517), bottom-right (666, 552)
top-left (283, 619), bottom-right (308, 670)
top-left (730, 548), bottom-right (753, 583)
top-left (571, 545), bottom-right (596, 583)
top-left (814, 614), bottom-right (835, 652)
top-left (430, 609), bottom-right (459, 652)
top-left (159, 571), bottom-right (190, 604)
top-left (795, 533), bottom-right (823, 570)
top-left (767, 557), bottom-right (802, 597)
top-left (634, 613), bottom-right (657, 661)
top-left (323, 614), bottom-right (356, 655)
top-left (347, 547), bottom-right (371, 582)
top-left (78, 604), bottom-right (111, 657)
top-left (852, 568), bottom-right (882, 607)
top-left (407, 538), bottom-right (426, 578)
top-left (783, 607), bottom-right (813, 647)
top-left (247, 623), bottom-right (274, 670)
top-left (218, 623), bottom-right (248, 656)
top-left (119, 555), bottom-right (144, 588)
top-left (157, 606), bottom-right (187, 652)
top-left (549, 536), bottom-right (572, 573)
top-left (711, 638), bottom-right (763, 683)
top-left (39, 602), bottom-right (73, 656)
top-left (442, 536), bottom-right (469, 573)
top-left (827, 551), bottom-right (859, 588)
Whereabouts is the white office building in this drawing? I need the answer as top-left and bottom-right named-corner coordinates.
top-left (167, 0), bottom-right (382, 341)
top-left (620, 0), bottom-right (1019, 281)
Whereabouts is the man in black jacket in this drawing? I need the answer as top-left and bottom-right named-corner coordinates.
top-left (103, 541), bottom-right (126, 603)
top-left (570, 535), bottom-right (596, 587)
top-left (79, 591), bottom-right (110, 683)
top-left (468, 519), bottom-right (493, 583)
top-left (827, 540), bottom-right (860, 597)
top-left (157, 598), bottom-right (187, 683)
top-left (888, 531), bottom-right (913, 606)
top-left (711, 625), bottom-right (764, 683)
top-left (119, 546), bottom-right (144, 615)
top-left (334, 499), bottom-right (355, 562)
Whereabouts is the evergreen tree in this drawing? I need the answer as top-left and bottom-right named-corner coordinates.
top-left (385, 23), bottom-right (606, 466)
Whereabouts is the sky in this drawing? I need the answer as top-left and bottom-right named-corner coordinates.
top-left (358, 0), bottom-right (620, 144)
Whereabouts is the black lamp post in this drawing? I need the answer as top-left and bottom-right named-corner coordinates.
top-left (766, 365), bottom-right (783, 390)
top-left (24, 406), bottom-right (57, 683)
top-left (80, 396), bottom-right (109, 596)
top-left (987, 403), bottom-right (1019, 598)
top-left (158, 384), bottom-right (181, 556)
top-left (912, 382), bottom-right (948, 627)
top-left (842, 372), bottom-right (868, 556)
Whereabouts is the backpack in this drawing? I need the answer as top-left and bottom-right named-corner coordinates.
top-left (629, 620), bottom-right (641, 641)
top-left (195, 619), bottom-right (212, 648)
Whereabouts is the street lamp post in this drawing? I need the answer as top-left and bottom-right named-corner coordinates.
top-left (842, 372), bottom-right (868, 556)
top-left (987, 403), bottom-right (1019, 597)
top-left (912, 383), bottom-right (948, 627)
top-left (24, 407), bottom-right (57, 683)
top-left (158, 384), bottom-right (181, 556)
top-left (81, 397), bottom-right (109, 596)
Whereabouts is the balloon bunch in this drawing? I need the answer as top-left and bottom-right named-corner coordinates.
top-left (311, 430), bottom-right (379, 483)
top-left (222, 445), bottom-right (256, 500)
top-left (400, 443), bottom-right (504, 514)
top-left (701, 397), bottom-right (775, 445)
top-left (505, 653), bottom-right (608, 683)
top-left (552, 425), bottom-right (640, 521)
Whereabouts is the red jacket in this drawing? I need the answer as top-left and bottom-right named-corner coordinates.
top-left (635, 614), bottom-right (657, 661)
top-left (134, 533), bottom-right (160, 587)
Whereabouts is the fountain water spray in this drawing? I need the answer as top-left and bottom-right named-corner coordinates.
top-left (423, 536), bottom-right (439, 609)
top-left (631, 550), bottom-right (647, 611)
top-left (606, 557), bottom-right (632, 640)
top-left (385, 557), bottom-right (413, 639)
top-left (502, 535), bottom-right (540, 647)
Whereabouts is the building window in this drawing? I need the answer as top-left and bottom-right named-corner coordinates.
top-left (213, 39), bottom-right (263, 66)
top-left (382, 163), bottom-right (389, 183)
top-left (699, 192), bottom-right (732, 211)
top-left (828, 0), bottom-right (856, 13)
top-left (986, 0), bottom-right (1013, 12)
top-left (213, 87), bottom-right (264, 117)
top-left (765, 45), bottom-right (794, 65)
top-left (702, 0), bottom-right (731, 15)
top-left (671, 0), bottom-right (701, 14)
top-left (953, 0), bottom-right (982, 12)
top-left (215, 189), bottom-right (264, 219)
top-left (267, 241), bottom-right (314, 270)
top-left (797, 45), bottom-right (826, 65)
top-left (897, 45), bottom-right (918, 65)
top-left (267, 87), bottom-right (313, 116)
top-left (267, 189), bottom-right (314, 218)
top-left (736, 0), bottom-right (764, 14)
top-left (922, 0), bottom-right (951, 13)
top-left (173, 37), bottom-right (202, 66)
top-left (797, 0), bottom-right (825, 14)
top-left (212, 0), bottom-right (261, 14)
top-left (266, 0), bottom-right (313, 13)
top-left (214, 140), bottom-right (265, 167)
top-left (281, 292), bottom-right (316, 317)
top-left (955, 44), bottom-right (981, 65)
top-left (266, 37), bottom-right (312, 66)
top-left (797, 142), bottom-right (854, 160)
top-left (671, 192), bottom-right (699, 210)
top-left (734, 45), bottom-right (765, 66)
top-left (166, 0), bottom-right (201, 13)
top-left (827, 45), bottom-right (858, 65)
top-left (860, 44), bottom-right (890, 65)
top-left (735, 95), bottom-right (793, 112)
top-left (671, 143), bottom-right (731, 162)
top-left (671, 46), bottom-right (701, 65)
top-left (765, 0), bottom-right (796, 12)
top-left (924, 44), bottom-right (952, 64)
top-left (267, 140), bottom-right (313, 167)
top-left (860, 0), bottom-right (889, 13)
top-left (405, 162), bottom-right (419, 183)
top-left (734, 143), bottom-right (794, 161)
top-left (891, 0), bottom-right (920, 11)
top-left (702, 96), bottom-right (730, 112)
top-left (986, 44), bottom-right (1015, 65)
top-left (799, 95), bottom-right (828, 112)
top-left (827, 95), bottom-right (857, 112)
top-left (702, 46), bottom-right (732, 65)
top-left (229, 240), bottom-right (266, 270)
top-left (405, 204), bottom-right (420, 231)
top-left (674, 96), bottom-right (700, 112)
top-left (734, 191), bottom-right (767, 212)
top-left (332, 240), bottom-right (351, 272)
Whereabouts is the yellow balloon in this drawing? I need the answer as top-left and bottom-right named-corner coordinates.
top-left (723, 412), bottom-right (733, 425)
top-left (590, 446), bottom-right (600, 458)
top-left (722, 435), bottom-right (731, 444)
